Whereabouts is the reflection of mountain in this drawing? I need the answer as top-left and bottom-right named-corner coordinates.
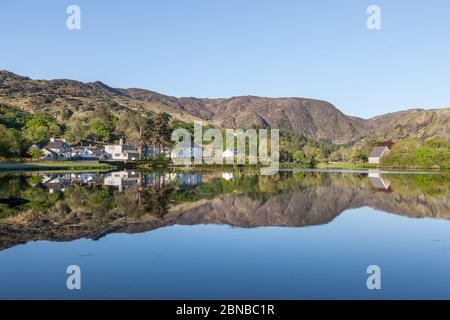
top-left (166, 182), bottom-right (449, 228)
top-left (0, 172), bottom-right (448, 250)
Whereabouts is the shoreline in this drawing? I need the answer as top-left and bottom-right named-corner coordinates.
top-left (0, 161), bottom-right (116, 173)
top-left (1, 160), bottom-right (448, 174)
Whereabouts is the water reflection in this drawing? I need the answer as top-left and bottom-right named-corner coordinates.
top-left (0, 170), bottom-right (449, 251)
top-left (368, 171), bottom-right (391, 190)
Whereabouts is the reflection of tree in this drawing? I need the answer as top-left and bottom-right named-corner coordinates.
top-left (0, 176), bottom-right (23, 200)
top-left (0, 171), bottom-right (448, 223)
top-left (64, 184), bottom-right (116, 218)
top-left (0, 176), bottom-right (30, 217)
top-left (116, 183), bottom-right (174, 219)
top-left (22, 188), bottom-right (61, 212)
top-left (0, 171), bottom-right (449, 251)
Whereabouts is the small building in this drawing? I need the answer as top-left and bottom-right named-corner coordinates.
top-left (35, 138), bottom-right (72, 160)
top-left (368, 146), bottom-right (391, 164)
top-left (39, 148), bottom-right (59, 160)
top-left (104, 139), bottom-right (141, 161)
top-left (72, 146), bottom-right (106, 160)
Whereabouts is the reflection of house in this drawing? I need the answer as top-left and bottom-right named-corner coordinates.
top-left (72, 146), bottom-right (106, 160)
top-left (177, 173), bottom-right (202, 189)
top-left (368, 172), bottom-right (391, 190)
top-left (142, 172), bottom-right (177, 186)
top-left (104, 171), bottom-right (141, 191)
top-left (41, 174), bottom-right (71, 193)
top-left (104, 139), bottom-right (141, 161)
top-left (36, 138), bottom-right (72, 160)
top-left (70, 173), bottom-right (103, 185)
top-left (368, 146), bottom-right (391, 164)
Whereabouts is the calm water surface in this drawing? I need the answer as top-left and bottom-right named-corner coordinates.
top-left (0, 170), bottom-right (449, 299)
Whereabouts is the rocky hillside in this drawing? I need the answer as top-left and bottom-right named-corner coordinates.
top-left (367, 108), bottom-right (450, 142)
top-left (1, 70), bottom-right (448, 144)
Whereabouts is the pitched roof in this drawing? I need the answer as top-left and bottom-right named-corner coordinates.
top-left (42, 148), bottom-right (58, 155)
top-left (43, 140), bottom-right (69, 149)
top-left (369, 146), bottom-right (388, 158)
top-left (369, 176), bottom-right (391, 189)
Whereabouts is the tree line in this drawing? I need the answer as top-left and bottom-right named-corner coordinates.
top-left (0, 103), bottom-right (175, 159)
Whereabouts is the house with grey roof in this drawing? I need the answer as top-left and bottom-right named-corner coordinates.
top-left (35, 138), bottom-right (72, 160)
top-left (368, 146), bottom-right (391, 164)
top-left (104, 139), bottom-right (141, 161)
top-left (71, 146), bottom-right (106, 160)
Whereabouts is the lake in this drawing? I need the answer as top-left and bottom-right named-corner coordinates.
top-left (0, 169), bottom-right (449, 299)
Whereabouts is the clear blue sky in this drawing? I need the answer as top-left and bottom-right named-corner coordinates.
top-left (1, 0), bottom-right (449, 118)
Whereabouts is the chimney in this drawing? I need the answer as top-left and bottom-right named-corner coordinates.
top-left (50, 138), bottom-right (55, 142)
top-left (119, 138), bottom-right (124, 145)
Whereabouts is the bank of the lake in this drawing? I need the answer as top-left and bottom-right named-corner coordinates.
top-left (0, 161), bottom-right (116, 172)
top-left (317, 162), bottom-right (449, 171)
top-left (2, 159), bottom-right (448, 174)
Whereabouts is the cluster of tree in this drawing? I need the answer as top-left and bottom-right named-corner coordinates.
top-left (292, 147), bottom-right (322, 167)
top-left (64, 105), bottom-right (118, 144)
top-left (0, 125), bottom-right (25, 158)
top-left (325, 137), bottom-right (449, 168)
top-left (280, 130), bottom-right (339, 164)
top-left (328, 146), bottom-right (371, 163)
top-left (382, 138), bottom-right (450, 168)
top-left (0, 173), bottom-right (175, 219)
top-left (0, 103), bottom-right (176, 160)
top-left (0, 105), bottom-right (62, 159)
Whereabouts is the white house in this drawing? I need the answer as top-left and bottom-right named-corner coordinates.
top-left (35, 138), bottom-right (72, 160)
top-left (72, 146), bottom-right (106, 160)
top-left (104, 139), bottom-right (141, 161)
top-left (38, 148), bottom-right (59, 160)
top-left (368, 146), bottom-right (391, 164)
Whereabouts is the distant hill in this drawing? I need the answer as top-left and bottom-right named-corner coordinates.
top-left (1, 70), bottom-right (448, 144)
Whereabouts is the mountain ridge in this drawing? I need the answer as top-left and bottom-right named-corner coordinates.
top-left (1, 70), bottom-right (448, 144)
